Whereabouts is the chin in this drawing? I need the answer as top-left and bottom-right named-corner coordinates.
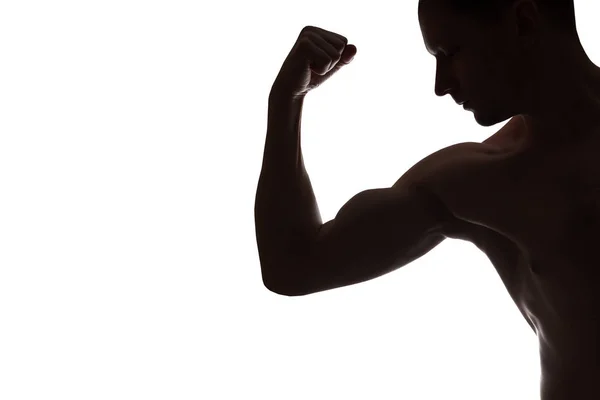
top-left (473, 109), bottom-right (510, 127)
top-left (474, 115), bottom-right (500, 127)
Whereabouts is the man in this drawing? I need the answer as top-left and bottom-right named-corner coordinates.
top-left (254, 0), bottom-right (600, 398)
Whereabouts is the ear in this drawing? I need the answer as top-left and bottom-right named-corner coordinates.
top-left (511, 0), bottom-right (542, 47)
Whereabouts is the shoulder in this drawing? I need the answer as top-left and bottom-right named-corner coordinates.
top-left (392, 140), bottom-right (510, 236)
top-left (393, 141), bottom-right (501, 191)
top-left (400, 117), bottom-right (526, 191)
top-left (392, 119), bottom-right (524, 222)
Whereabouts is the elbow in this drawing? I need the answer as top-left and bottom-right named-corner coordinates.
top-left (264, 283), bottom-right (305, 297)
top-left (263, 279), bottom-right (312, 297)
top-left (261, 269), bottom-right (312, 297)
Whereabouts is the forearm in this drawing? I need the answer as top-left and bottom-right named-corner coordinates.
top-left (254, 93), bottom-right (323, 291)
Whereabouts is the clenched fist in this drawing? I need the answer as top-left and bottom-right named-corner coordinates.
top-left (270, 26), bottom-right (357, 99)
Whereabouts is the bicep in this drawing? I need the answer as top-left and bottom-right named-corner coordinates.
top-left (290, 186), bottom-right (450, 295)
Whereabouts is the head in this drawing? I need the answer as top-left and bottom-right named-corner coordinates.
top-left (418, 0), bottom-right (598, 129)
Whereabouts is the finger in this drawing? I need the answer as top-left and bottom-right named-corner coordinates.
top-left (339, 44), bottom-right (357, 64)
top-left (302, 26), bottom-right (348, 54)
top-left (305, 32), bottom-right (341, 63)
top-left (311, 26), bottom-right (348, 52)
top-left (301, 37), bottom-right (334, 75)
top-left (320, 45), bottom-right (357, 79)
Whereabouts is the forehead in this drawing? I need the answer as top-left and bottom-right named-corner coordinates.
top-left (418, 5), bottom-right (475, 54)
top-left (418, 5), bottom-right (498, 55)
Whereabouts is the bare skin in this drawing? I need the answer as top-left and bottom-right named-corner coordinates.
top-left (255, 1), bottom-right (600, 399)
top-left (418, 1), bottom-right (600, 398)
top-left (425, 118), bottom-right (600, 399)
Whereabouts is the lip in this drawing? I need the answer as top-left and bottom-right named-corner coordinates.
top-left (462, 101), bottom-right (470, 108)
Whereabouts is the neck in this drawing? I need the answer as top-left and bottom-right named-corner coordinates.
top-left (519, 45), bottom-right (600, 150)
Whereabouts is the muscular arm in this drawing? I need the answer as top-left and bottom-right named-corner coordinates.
top-left (255, 93), bottom-right (456, 296)
top-left (254, 93), bottom-right (323, 294)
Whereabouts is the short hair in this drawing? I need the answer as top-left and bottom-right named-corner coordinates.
top-left (418, 0), bottom-right (576, 34)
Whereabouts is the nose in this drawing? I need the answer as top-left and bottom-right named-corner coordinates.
top-left (435, 74), bottom-right (453, 97)
top-left (434, 63), bottom-right (455, 97)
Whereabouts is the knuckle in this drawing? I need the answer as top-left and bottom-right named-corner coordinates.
top-left (326, 32), bottom-right (348, 52)
top-left (332, 34), bottom-right (348, 50)
top-left (297, 36), bottom-right (313, 50)
top-left (298, 29), bottom-right (316, 45)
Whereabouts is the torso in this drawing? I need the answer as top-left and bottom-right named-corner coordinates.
top-left (430, 118), bottom-right (600, 399)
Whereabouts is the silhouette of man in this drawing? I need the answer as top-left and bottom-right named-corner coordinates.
top-left (255, 1), bottom-right (600, 398)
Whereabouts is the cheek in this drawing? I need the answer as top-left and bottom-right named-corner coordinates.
top-left (456, 57), bottom-right (492, 90)
top-left (485, 43), bottom-right (524, 85)
top-left (498, 56), bottom-right (529, 96)
top-left (466, 52), bottom-right (512, 91)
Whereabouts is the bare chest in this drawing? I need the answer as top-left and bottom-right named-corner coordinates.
top-left (442, 137), bottom-right (600, 352)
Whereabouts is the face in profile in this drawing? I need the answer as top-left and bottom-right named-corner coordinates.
top-left (418, 2), bottom-right (532, 127)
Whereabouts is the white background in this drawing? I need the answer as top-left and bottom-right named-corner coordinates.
top-left (1, 1), bottom-right (599, 399)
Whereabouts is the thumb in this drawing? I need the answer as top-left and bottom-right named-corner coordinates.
top-left (339, 44), bottom-right (357, 65)
top-left (322, 44), bottom-right (357, 77)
